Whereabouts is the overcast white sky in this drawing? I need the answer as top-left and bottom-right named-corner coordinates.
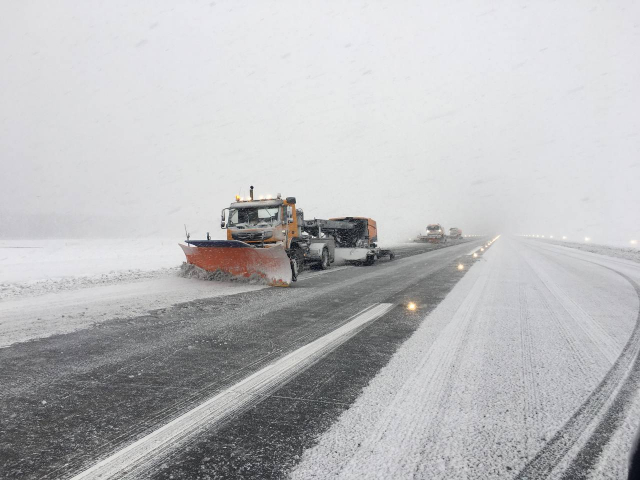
top-left (1, 0), bottom-right (639, 243)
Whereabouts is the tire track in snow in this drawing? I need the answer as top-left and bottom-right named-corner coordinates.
top-left (519, 249), bottom-right (619, 367)
top-left (334, 259), bottom-right (492, 479)
top-left (533, 282), bottom-right (601, 384)
top-left (413, 251), bottom-right (505, 478)
top-left (517, 248), bottom-right (612, 386)
top-left (516, 270), bottom-right (640, 479)
top-left (519, 282), bottom-right (542, 456)
top-left (525, 254), bottom-right (620, 364)
top-left (411, 296), bottom-right (484, 479)
top-left (561, 275), bottom-right (640, 478)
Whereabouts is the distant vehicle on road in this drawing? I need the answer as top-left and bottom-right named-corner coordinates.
top-left (449, 227), bottom-right (463, 239)
top-left (417, 224), bottom-right (447, 243)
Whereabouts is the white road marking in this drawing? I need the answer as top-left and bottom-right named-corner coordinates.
top-left (467, 236), bottom-right (500, 255)
top-left (70, 302), bottom-right (395, 479)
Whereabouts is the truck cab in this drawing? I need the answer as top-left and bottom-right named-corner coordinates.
top-left (425, 224), bottom-right (446, 243)
top-left (222, 193), bottom-right (300, 249)
top-left (220, 187), bottom-right (330, 276)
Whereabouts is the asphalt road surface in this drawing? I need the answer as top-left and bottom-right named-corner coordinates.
top-left (2, 237), bottom-right (639, 479)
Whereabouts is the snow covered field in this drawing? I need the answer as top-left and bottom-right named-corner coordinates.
top-left (534, 238), bottom-right (640, 264)
top-left (0, 238), bottom-right (184, 298)
top-left (291, 237), bottom-right (640, 479)
top-left (0, 239), bottom-right (265, 347)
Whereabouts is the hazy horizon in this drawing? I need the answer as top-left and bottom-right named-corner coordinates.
top-left (2, 1), bottom-right (639, 245)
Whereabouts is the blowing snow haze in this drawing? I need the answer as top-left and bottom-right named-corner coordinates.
top-left (1, 1), bottom-right (638, 243)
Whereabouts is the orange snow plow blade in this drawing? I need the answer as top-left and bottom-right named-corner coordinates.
top-left (179, 240), bottom-right (292, 286)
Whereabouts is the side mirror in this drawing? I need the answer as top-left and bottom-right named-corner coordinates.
top-left (220, 208), bottom-right (227, 229)
top-left (287, 206), bottom-right (294, 224)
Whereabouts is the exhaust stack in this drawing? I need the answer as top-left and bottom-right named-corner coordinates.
top-left (250, 186), bottom-right (254, 201)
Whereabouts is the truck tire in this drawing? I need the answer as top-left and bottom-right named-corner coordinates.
top-left (320, 248), bottom-right (330, 270)
top-left (290, 256), bottom-right (300, 282)
top-left (363, 254), bottom-right (376, 266)
top-left (289, 246), bottom-right (305, 281)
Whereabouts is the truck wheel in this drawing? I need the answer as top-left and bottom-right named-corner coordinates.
top-left (389, 252), bottom-right (395, 260)
top-left (290, 247), bottom-right (305, 281)
top-left (320, 248), bottom-right (330, 270)
top-left (363, 255), bottom-right (376, 266)
top-left (290, 256), bottom-right (300, 281)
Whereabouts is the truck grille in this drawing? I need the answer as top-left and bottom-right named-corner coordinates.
top-left (232, 231), bottom-right (273, 241)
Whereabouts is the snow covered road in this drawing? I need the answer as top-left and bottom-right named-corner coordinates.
top-left (292, 237), bottom-right (640, 479)
top-left (1, 236), bottom-right (639, 479)
top-left (0, 239), bottom-right (477, 479)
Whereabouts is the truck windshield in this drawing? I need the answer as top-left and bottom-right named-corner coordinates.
top-left (228, 207), bottom-right (280, 227)
top-left (427, 226), bottom-right (441, 231)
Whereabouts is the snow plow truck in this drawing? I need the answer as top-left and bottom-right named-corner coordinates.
top-left (449, 227), bottom-right (462, 239)
top-left (417, 224), bottom-right (447, 243)
top-left (180, 187), bottom-right (393, 286)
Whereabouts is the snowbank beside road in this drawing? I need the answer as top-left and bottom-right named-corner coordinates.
top-left (0, 238), bottom-right (183, 282)
top-left (0, 238), bottom-right (266, 347)
top-left (535, 238), bottom-right (640, 264)
top-left (0, 238), bottom-right (184, 299)
top-left (0, 273), bottom-right (264, 348)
